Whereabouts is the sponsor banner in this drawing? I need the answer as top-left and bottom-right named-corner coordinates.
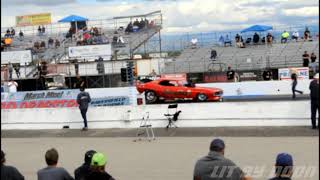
top-left (203, 73), bottom-right (227, 83)
top-left (1, 50), bottom-right (32, 65)
top-left (68, 44), bottom-right (112, 59)
top-left (278, 67), bottom-right (309, 80)
top-left (16, 13), bottom-right (51, 27)
top-left (239, 72), bottom-right (258, 81)
top-left (161, 73), bottom-right (187, 81)
top-left (1, 89), bottom-right (130, 109)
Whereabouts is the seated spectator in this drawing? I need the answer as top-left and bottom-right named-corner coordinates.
top-left (85, 152), bottom-right (115, 180)
top-left (38, 26), bottom-right (42, 36)
top-left (262, 69), bottom-right (272, 81)
top-left (6, 28), bottom-right (10, 35)
top-left (34, 41), bottom-right (40, 50)
top-left (148, 20), bottom-right (155, 28)
top-left (37, 148), bottom-right (74, 180)
top-left (1, 150), bottom-right (25, 180)
top-left (267, 32), bottom-right (273, 46)
top-left (19, 30), bottom-right (24, 40)
top-left (218, 35), bottom-right (225, 46)
top-left (226, 66), bottom-right (235, 81)
top-left (125, 22), bottom-right (133, 33)
top-left (224, 35), bottom-right (232, 47)
top-left (144, 18), bottom-right (149, 27)
top-left (245, 37), bottom-right (252, 44)
top-left (281, 31), bottom-right (289, 43)
top-left (191, 37), bottom-right (198, 49)
top-left (133, 19), bottom-right (140, 28)
top-left (253, 32), bottom-right (260, 44)
top-left (48, 37), bottom-right (54, 48)
top-left (235, 34), bottom-right (241, 42)
top-left (210, 48), bottom-right (217, 60)
top-left (40, 41), bottom-right (46, 49)
top-left (4, 37), bottom-right (12, 47)
top-left (10, 27), bottom-right (15, 37)
top-left (41, 26), bottom-right (45, 34)
top-left (193, 138), bottom-right (251, 180)
top-left (74, 150), bottom-right (96, 180)
top-left (55, 39), bottom-right (60, 48)
top-left (235, 34), bottom-right (245, 48)
top-left (269, 153), bottom-right (293, 180)
top-left (291, 31), bottom-right (299, 42)
top-left (139, 18), bottom-right (146, 29)
top-left (304, 27), bottom-right (310, 41)
top-left (302, 51), bottom-right (310, 67)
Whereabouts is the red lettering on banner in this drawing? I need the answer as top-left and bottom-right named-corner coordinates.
top-left (19, 101), bottom-right (29, 108)
top-left (37, 100), bottom-right (48, 108)
top-left (28, 101), bottom-right (37, 108)
top-left (57, 100), bottom-right (67, 107)
top-left (66, 99), bottom-right (78, 107)
top-left (1, 102), bottom-right (7, 109)
top-left (6, 102), bottom-right (17, 109)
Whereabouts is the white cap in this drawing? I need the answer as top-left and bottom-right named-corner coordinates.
top-left (314, 73), bottom-right (319, 79)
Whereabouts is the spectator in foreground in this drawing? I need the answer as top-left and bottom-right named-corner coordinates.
top-left (291, 31), bottom-right (299, 42)
top-left (85, 152), bottom-right (115, 180)
top-left (74, 150), bottom-right (97, 180)
top-left (1, 150), bottom-right (25, 180)
top-left (37, 148), bottom-right (74, 180)
top-left (309, 73), bottom-right (319, 129)
top-left (77, 87), bottom-right (91, 131)
top-left (281, 31), bottom-right (289, 43)
top-left (291, 71), bottom-right (303, 99)
top-left (269, 153), bottom-right (293, 180)
top-left (302, 51), bottom-right (310, 67)
top-left (193, 138), bottom-right (251, 180)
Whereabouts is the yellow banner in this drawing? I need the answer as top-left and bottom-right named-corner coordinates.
top-left (16, 13), bottom-right (51, 27)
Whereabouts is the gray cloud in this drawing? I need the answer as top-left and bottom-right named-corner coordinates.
top-left (1, 0), bottom-right (76, 7)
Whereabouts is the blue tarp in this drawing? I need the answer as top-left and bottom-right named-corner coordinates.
top-left (241, 25), bottom-right (273, 33)
top-left (58, 15), bottom-right (88, 23)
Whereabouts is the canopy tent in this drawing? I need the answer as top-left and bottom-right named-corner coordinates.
top-left (241, 25), bottom-right (273, 33)
top-left (58, 15), bottom-right (88, 32)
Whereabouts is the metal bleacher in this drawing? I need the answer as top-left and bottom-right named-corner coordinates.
top-left (164, 38), bottom-right (319, 73)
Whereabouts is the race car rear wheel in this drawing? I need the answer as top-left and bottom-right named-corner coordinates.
top-left (145, 91), bottom-right (158, 104)
top-left (197, 93), bottom-right (208, 102)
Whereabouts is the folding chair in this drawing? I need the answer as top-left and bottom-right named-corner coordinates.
top-left (164, 104), bottom-right (182, 129)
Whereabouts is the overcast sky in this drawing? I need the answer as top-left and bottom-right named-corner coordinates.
top-left (1, 0), bottom-right (319, 34)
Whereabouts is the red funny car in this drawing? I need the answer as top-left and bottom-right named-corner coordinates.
top-left (136, 78), bottom-right (223, 103)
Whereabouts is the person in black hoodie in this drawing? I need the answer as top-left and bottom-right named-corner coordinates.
top-left (309, 73), bottom-right (319, 129)
top-left (74, 150), bottom-right (96, 180)
top-left (85, 152), bottom-right (115, 180)
top-left (77, 87), bottom-right (91, 131)
top-left (1, 150), bottom-right (25, 180)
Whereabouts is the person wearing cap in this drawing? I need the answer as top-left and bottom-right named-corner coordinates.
top-left (193, 138), bottom-right (251, 180)
top-left (85, 152), bottom-right (115, 180)
top-left (269, 153), bottom-right (293, 180)
top-left (74, 150), bottom-right (96, 180)
top-left (309, 73), bottom-right (319, 129)
top-left (37, 148), bottom-right (74, 180)
top-left (1, 150), bottom-right (25, 180)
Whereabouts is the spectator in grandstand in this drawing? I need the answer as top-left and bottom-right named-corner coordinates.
top-left (19, 30), bottom-right (24, 40)
top-left (191, 37), bottom-right (198, 49)
top-left (77, 86), bottom-right (91, 131)
top-left (10, 27), bottom-right (15, 37)
top-left (38, 26), bottom-right (42, 36)
top-left (74, 75), bottom-right (85, 89)
top-left (309, 73), bottom-right (319, 129)
top-left (267, 32), bottom-right (273, 46)
top-left (96, 57), bottom-right (105, 74)
top-left (74, 150), bottom-right (97, 180)
top-left (253, 32), bottom-right (260, 44)
top-left (226, 66), bottom-right (236, 82)
top-left (144, 18), bottom-right (149, 27)
top-left (14, 64), bottom-right (20, 79)
top-left (37, 148), bottom-right (74, 180)
top-left (262, 69), bottom-right (272, 81)
top-left (8, 80), bottom-right (18, 93)
top-left (74, 59), bottom-right (79, 76)
top-left (133, 19), bottom-right (140, 27)
top-left (55, 39), bottom-right (61, 48)
top-left (1, 150), bottom-right (25, 180)
top-left (304, 27), bottom-right (310, 41)
top-left (235, 34), bottom-right (244, 48)
top-left (193, 138), bottom-right (251, 180)
top-left (6, 28), bottom-right (10, 36)
top-left (8, 62), bottom-right (13, 80)
top-left (125, 22), bottom-right (133, 33)
top-left (4, 36), bottom-right (12, 47)
top-left (40, 41), bottom-right (46, 49)
top-left (48, 37), bottom-right (54, 48)
top-left (139, 18), bottom-right (146, 29)
top-left (224, 35), bottom-right (232, 47)
top-left (149, 69), bottom-right (157, 76)
top-left (218, 35), bottom-right (224, 46)
top-left (302, 51), bottom-right (310, 67)
top-left (269, 153), bottom-right (293, 180)
top-left (291, 71), bottom-right (303, 99)
top-left (117, 36), bottom-right (125, 44)
top-left (310, 53), bottom-right (318, 75)
top-left (291, 30), bottom-right (299, 42)
top-left (281, 31), bottom-right (289, 43)
top-left (210, 48), bottom-right (217, 60)
top-left (85, 152), bottom-right (115, 180)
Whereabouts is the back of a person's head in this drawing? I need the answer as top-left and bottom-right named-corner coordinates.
top-left (84, 150), bottom-right (97, 165)
top-left (1, 150), bottom-right (5, 165)
top-left (91, 152), bottom-right (107, 172)
top-left (45, 148), bottom-right (59, 166)
top-left (80, 87), bottom-right (85, 92)
top-left (210, 138), bottom-right (225, 152)
top-left (275, 153), bottom-right (293, 177)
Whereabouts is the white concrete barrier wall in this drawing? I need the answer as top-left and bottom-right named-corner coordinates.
top-left (1, 100), bottom-right (312, 130)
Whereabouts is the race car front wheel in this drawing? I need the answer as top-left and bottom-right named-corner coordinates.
top-left (197, 93), bottom-right (208, 102)
top-left (145, 91), bottom-right (158, 104)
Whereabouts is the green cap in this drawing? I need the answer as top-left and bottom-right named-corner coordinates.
top-left (91, 152), bottom-right (107, 166)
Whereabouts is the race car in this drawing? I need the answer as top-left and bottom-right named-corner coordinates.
top-left (136, 78), bottom-right (223, 103)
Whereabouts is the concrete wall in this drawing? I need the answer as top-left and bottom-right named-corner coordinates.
top-left (1, 100), bottom-right (311, 130)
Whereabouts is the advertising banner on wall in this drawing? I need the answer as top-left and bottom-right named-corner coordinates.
top-left (68, 44), bottom-right (112, 60)
top-left (161, 73), bottom-right (187, 81)
top-left (1, 50), bottom-right (32, 65)
top-left (16, 13), bottom-right (51, 26)
top-left (278, 67), bottom-right (309, 80)
top-left (1, 89), bottom-right (130, 109)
